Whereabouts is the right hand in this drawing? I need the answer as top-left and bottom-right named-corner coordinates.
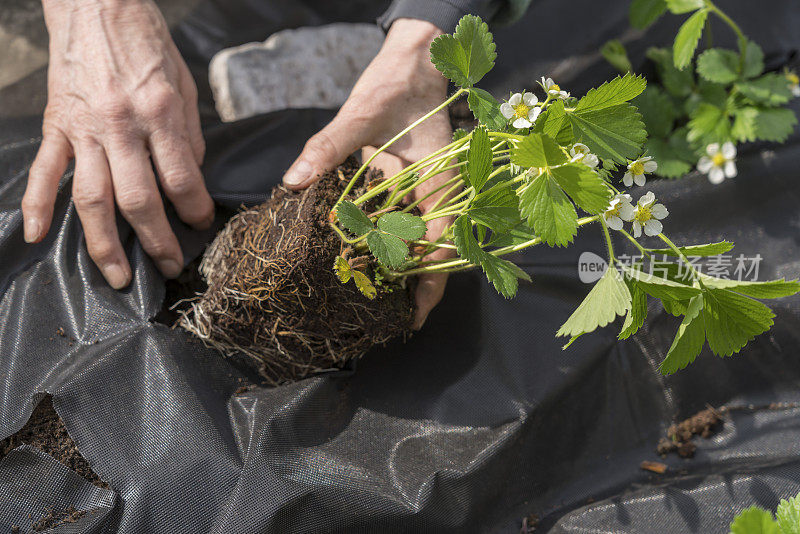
top-left (23, 0), bottom-right (213, 288)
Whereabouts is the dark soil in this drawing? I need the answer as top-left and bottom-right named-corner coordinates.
top-left (153, 254), bottom-right (207, 326)
top-left (0, 395), bottom-right (108, 489)
top-left (29, 506), bottom-right (87, 532)
top-left (657, 406), bottom-right (723, 458)
top-left (181, 157), bottom-right (414, 385)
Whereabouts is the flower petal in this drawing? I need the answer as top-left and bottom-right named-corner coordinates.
top-left (509, 93), bottom-right (522, 106)
top-left (623, 173), bottom-right (633, 187)
top-left (650, 204), bottom-right (669, 219)
top-left (724, 160), bottom-right (737, 178)
top-left (584, 154), bottom-right (599, 168)
top-left (500, 102), bottom-right (514, 119)
top-left (638, 191), bottom-right (655, 207)
top-left (634, 174), bottom-right (646, 187)
top-left (618, 204), bottom-right (635, 221)
top-left (644, 219), bottom-right (663, 236)
top-left (523, 92), bottom-right (538, 106)
top-left (513, 117), bottom-right (532, 129)
top-left (722, 142), bottom-right (736, 159)
top-left (632, 221), bottom-right (642, 238)
top-left (643, 160), bottom-right (658, 173)
top-left (697, 156), bottom-right (713, 173)
top-left (606, 216), bottom-right (623, 231)
top-left (708, 167), bottom-right (725, 184)
top-left (706, 143), bottom-right (720, 156)
top-left (528, 107), bottom-right (542, 122)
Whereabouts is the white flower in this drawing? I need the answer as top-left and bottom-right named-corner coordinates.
top-left (569, 143), bottom-right (599, 169)
top-left (540, 77), bottom-right (570, 100)
top-left (603, 194), bottom-right (634, 231)
top-left (623, 156), bottom-right (657, 187)
top-left (500, 91), bottom-right (541, 128)
top-left (697, 142), bottom-right (737, 184)
top-left (785, 69), bottom-right (800, 97)
top-left (631, 191), bottom-right (668, 238)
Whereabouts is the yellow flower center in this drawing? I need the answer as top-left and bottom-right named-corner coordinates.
top-left (634, 206), bottom-right (652, 223)
top-left (631, 161), bottom-right (645, 175)
top-left (606, 204), bottom-right (620, 218)
top-left (712, 153), bottom-right (726, 166)
top-left (513, 103), bottom-right (531, 119)
top-left (787, 72), bottom-right (800, 85)
top-left (550, 84), bottom-right (561, 92)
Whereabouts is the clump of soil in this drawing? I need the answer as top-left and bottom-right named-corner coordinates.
top-left (657, 406), bottom-right (723, 458)
top-left (30, 506), bottom-right (87, 532)
top-left (0, 395), bottom-right (108, 488)
top-left (181, 158), bottom-right (414, 385)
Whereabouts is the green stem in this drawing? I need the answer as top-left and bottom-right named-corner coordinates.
top-left (337, 88), bottom-right (467, 206)
top-left (658, 233), bottom-right (705, 287)
top-left (705, 0), bottom-right (748, 72)
top-left (600, 218), bottom-right (616, 263)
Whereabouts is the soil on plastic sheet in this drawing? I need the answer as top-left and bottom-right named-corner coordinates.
top-left (28, 506), bottom-right (87, 532)
top-left (181, 157), bottom-right (415, 385)
top-left (657, 406), bottom-right (723, 458)
top-left (0, 395), bottom-right (108, 489)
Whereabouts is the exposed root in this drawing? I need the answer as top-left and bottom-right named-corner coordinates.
top-left (181, 164), bottom-right (413, 385)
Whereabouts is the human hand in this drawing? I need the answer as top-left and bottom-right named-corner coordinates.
top-left (282, 18), bottom-right (454, 329)
top-left (23, 0), bottom-right (213, 288)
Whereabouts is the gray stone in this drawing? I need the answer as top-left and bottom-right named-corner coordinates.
top-left (209, 23), bottom-right (384, 122)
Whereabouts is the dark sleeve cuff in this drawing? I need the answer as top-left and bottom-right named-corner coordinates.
top-left (377, 0), bottom-right (488, 33)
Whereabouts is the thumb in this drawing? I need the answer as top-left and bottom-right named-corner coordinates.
top-left (283, 116), bottom-right (369, 190)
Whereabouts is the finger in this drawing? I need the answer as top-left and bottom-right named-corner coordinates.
top-left (149, 127), bottom-right (214, 230)
top-left (283, 112), bottom-right (373, 190)
top-left (413, 216), bottom-right (454, 329)
top-left (177, 60), bottom-right (205, 165)
top-left (71, 142), bottom-right (131, 289)
top-left (22, 129), bottom-right (72, 243)
top-left (106, 139), bottom-right (184, 279)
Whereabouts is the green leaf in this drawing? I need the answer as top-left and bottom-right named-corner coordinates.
top-left (645, 136), bottom-right (694, 178)
top-left (367, 230), bottom-right (409, 269)
top-left (557, 267), bottom-right (632, 339)
top-left (647, 47), bottom-right (694, 97)
top-left (662, 297), bottom-right (690, 316)
top-left (736, 74), bottom-right (793, 107)
top-left (659, 294), bottom-right (706, 374)
top-left (429, 14), bottom-right (496, 88)
top-left (732, 107), bottom-right (759, 142)
top-left (776, 494), bottom-right (800, 534)
top-left (468, 187), bottom-right (521, 233)
top-left (665, 0), bottom-right (704, 14)
top-left (703, 288), bottom-right (775, 357)
top-left (452, 215), bottom-right (529, 298)
top-left (377, 212), bottom-right (427, 241)
top-left (630, 0), bottom-right (667, 28)
top-left (696, 48), bottom-right (741, 84)
top-left (549, 164), bottom-right (612, 214)
top-left (468, 88), bottom-right (507, 130)
top-left (620, 265), bottom-right (702, 300)
top-left (688, 102), bottom-right (730, 143)
top-left (673, 9), bottom-right (708, 69)
top-left (634, 86), bottom-right (676, 138)
top-left (619, 279), bottom-right (647, 340)
top-left (567, 103), bottom-right (647, 164)
top-left (698, 277), bottom-right (800, 299)
top-left (352, 270), bottom-right (377, 300)
top-left (336, 200), bottom-right (373, 236)
top-left (601, 40), bottom-right (633, 74)
top-left (753, 108), bottom-right (798, 142)
top-left (467, 126), bottom-right (493, 191)
top-left (730, 506), bottom-right (780, 534)
top-left (743, 40), bottom-right (765, 79)
top-left (537, 100), bottom-right (574, 145)
top-left (647, 241), bottom-right (734, 257)
top-left (486, 221), bottom-right (538, 247)
top-left (518, 172), bottom-right (577, 247)
top-left (511, 132), bottom-right (568, 168)
top-left (576, 73), bottom-right (647, 112)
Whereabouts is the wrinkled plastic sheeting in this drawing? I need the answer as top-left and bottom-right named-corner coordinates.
top-left (1, 0), bottom-right (800, 533)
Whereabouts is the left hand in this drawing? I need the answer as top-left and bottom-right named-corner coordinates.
top-left (282, 18), bottom-right (455, 329)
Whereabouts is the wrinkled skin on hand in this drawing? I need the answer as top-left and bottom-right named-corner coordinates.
top-left (24, 0), bottom-right (213, 288)
top-left (283, 18), bottom-right (456, 329)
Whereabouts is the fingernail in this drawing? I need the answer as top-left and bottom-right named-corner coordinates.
top-left (283, 160), bottom-right (313, 187)
top-left (103, 263), bottom-right (130, 290)
top-left (158, 259), bottom-right (182, 279)
top-left (24, 217), bottom-right (42, 243)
